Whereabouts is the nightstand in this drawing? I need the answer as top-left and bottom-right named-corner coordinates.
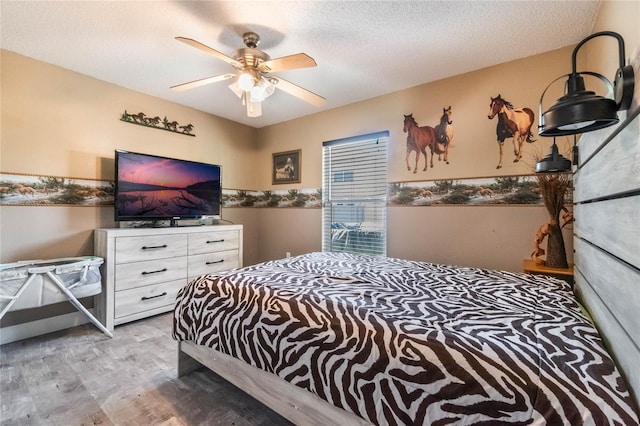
top-left (523, 259), bottom-right (574, 286)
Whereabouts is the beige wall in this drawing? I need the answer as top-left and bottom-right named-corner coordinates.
top-left (1, 45), bottom-right (577, 273)
top-left (1, 51), bottom-right (259, 186)
top-left (5, 0), bottom-right (636, 271)
top-left (387, 206), bottom-right (568, 271)
top-left (257, 209), bottom-right (322, 259)
top-left (255, 46), bottom-right (577, 270)
top-left (257, 46), bottom-right (573, 187)
top-left (1, 50), bottom-right (259, 265)
top-left (588, 0), bottom-right (640, 81)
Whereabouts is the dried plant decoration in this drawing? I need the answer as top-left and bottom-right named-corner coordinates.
top-left (532, 172), bottom-right (573, 268)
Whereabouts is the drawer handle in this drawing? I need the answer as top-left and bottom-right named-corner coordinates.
top-left (141, 292), bottom-right (167, 301)
top-left (142, 244), bottom-right (168, 250)
top-left (141, 268), bottom-right (168, 275)
top-left (206, 259), bottom-right (224, 265)
top-left (206, 239), bottom-right (225, 244)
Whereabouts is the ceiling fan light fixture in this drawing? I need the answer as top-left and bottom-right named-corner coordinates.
top-left (250, 82), bottom-right (266, 102)
top-left (173, 32), bottom-right (324, 119)
top-left (238, 69), bottom-right (257, 91)
top-left (250, 78), bottom-right (276, 102)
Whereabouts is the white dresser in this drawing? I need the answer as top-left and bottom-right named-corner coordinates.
top-left (94, 225), bottom-right (243, 332)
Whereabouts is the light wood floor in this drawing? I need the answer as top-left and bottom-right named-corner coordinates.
top-left (0, 313), bottom-right (292, 425)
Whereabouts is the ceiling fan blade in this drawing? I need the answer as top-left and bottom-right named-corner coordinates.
top-left (175, 37), bottom-right (244, 69)
top-left (260, 53), bottom-right (317, 73)
top-left (170, 73), bottom-right (235, 92)
top-left (271, 77), bottom-right (326, 107)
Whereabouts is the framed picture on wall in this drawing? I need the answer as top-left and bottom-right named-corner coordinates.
top-left (272, 149), bottom-right (301, 184)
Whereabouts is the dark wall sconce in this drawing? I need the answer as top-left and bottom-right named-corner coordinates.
top-left (536, 31), bottom-right (635, 172)
top-left (535, 138), bottom-right (573, 173)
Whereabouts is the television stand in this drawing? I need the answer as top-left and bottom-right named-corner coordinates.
top-left (148, 219), bottom-right (181, 228)
top-left (94, 224), bottom-right (243, 332)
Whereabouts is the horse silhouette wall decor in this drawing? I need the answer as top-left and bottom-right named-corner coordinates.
top-left (487, 95), bottom-right (535, 169)
top-left (403, 113), bottom-right (450, 174)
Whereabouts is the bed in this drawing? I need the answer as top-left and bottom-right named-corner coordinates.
top-left (173, 251), bottom-right (638, 425)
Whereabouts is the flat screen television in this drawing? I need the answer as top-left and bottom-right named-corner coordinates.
top-left (114, 150), bottom-right (221, 226)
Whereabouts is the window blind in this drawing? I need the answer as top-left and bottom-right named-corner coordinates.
top-left (322, 131), bottom-right (388, 255)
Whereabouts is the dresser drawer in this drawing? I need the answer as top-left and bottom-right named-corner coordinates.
top-left (188, 230), bottom-right (240, 255)
top-left (114, 280), bottom-right (183, 319)
top-left (115, 256), bottom-right (187, 291)
top-left (188, 249), bottom-right (239, 278)
top-left (115, 234), bottom-right (188, 263)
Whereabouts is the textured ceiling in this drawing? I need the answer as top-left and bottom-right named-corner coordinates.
top-left (1, 1), bottom-right (600, 128)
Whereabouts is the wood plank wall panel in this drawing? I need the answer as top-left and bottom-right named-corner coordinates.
top-left (574, 238), bottom-right (640, 349)
top-left (573, 269), bottom-right (640, 406)
top-left (574, 197), bottom-right (639, 267)
top-left (574, 116), bottom-right (640, 203)
top-left (574, 121), bottom-right (623, 169)
top-left (573, 105), bottom-right (640, 409)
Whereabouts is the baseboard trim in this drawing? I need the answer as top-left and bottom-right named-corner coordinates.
top-left (0, 311), bottom-right (91, 345)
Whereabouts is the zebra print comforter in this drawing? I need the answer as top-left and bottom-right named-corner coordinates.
top-left (173, 252), bottom-right (638, 425)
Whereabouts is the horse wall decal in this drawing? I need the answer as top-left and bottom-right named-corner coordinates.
top-left (495, 111), bottom-right (513, 145)
top-left (487, 94), bottom-right (536, 169)
top-left (434, 106), bottom-right (454, 164)
top-left (403, 114), bottom-right (439, 174)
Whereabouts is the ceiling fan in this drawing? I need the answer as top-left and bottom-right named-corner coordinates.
top-left (171, 32), bottom-right (325, 118)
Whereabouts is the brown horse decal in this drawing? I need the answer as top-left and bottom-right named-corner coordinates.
top-left (434, 106), bottom-right (454, 164)
top-left (487, 94), bottom-right (535, 169)
top-left (403, 114), bottom-right (439, 173)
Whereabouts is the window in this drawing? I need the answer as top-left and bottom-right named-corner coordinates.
top-left (322, 131), bottom-right (388, 255)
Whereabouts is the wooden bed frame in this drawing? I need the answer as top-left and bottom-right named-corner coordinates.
top-left (177, 341), bottom-right (370, 425)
